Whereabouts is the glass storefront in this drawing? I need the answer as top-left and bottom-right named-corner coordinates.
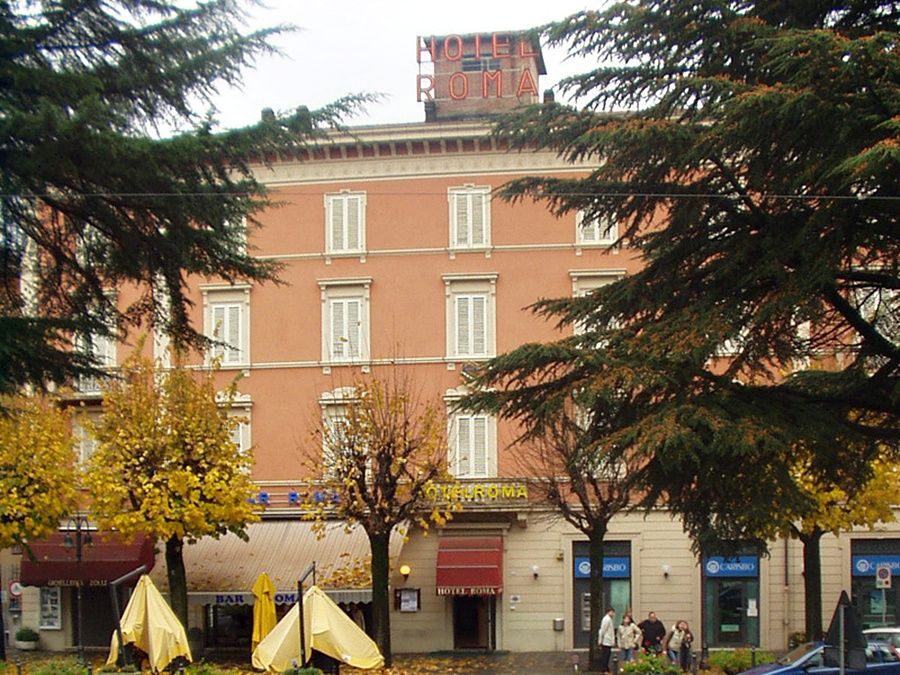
top-left (850, 540), bottom-right (900, 629)
top-left (702, 556), bottom-right (760, 647)
top-left (572, 541), bottom-right (631, 649)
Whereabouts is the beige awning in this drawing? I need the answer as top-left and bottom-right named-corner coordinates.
top-left (150, 520), bottom-right (404, 606)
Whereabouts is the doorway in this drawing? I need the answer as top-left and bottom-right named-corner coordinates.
top-left (703, 578), bottom-right (760, 646)
top-left (453, 596), bottom-right (495, 649)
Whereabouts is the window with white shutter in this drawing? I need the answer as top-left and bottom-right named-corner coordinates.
top-left (444, 273), bottom-right (497, 361)
top-left (455, 294), bottom-right (487, 357)
top-left (73, 412), bottom-right (101, 463)
top-left (329, 297), bottom-right (362, 361)
top-left (202, 284), bottom-right (251, 367)
top-left (570, 270), bottom-right (624, 337)
top-left (449, 186), bottom-right (491, 249)
top-left (451, 414), bottom-right (493, 478)
top-left (576, 211), bottom-right (618, 246)
top-left (325, 191), bottom-right (366, 254)
top-left (211, 302), bottom-right (243, 364)
top-left (319, 278), bottom-right (371, 365)
top-left (75, 321), bottom-right (116, 393)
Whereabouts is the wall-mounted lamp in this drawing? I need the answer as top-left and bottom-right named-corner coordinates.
top-left (400, 564), bottom-right (411, 583)
top-left (532, 565), bottom-right (540, 579)
top-left (662, 564), bottom-right (671, 578)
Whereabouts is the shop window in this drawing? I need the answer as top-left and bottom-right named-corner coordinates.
top-left (39, 587), bottom-right (61, 629)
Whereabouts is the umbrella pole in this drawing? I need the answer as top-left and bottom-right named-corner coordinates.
top-left (298, 580), bottom-right (305, 669)
top-left (109, 565), bottom-right (148, 667)
top-left (297, 562), bottom-right (316, 669)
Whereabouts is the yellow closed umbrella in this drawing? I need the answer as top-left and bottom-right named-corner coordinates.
top-left (106, 575), bottom-right (192, 673)
top-left (252, 572), bottom-right (278, 651)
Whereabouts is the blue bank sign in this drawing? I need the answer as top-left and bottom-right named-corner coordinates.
top-left (573, 557), bottom-right (630, 579)
top-left (852, 555), bottom-right (900, 577)
top-left (704, 556), bottom-right (759, 578)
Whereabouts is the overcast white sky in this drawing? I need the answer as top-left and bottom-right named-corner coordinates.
top-left (210, 1), bottom-right (596, 129)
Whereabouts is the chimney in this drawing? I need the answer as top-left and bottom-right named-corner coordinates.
top-left (543, 89), bottom-right (555, 104)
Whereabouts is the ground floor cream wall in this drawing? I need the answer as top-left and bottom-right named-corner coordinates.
top-left (390, 507), bottom-right (900, 654)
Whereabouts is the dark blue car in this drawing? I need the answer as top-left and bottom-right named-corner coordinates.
top-left (739, 641), bottom-right (900, 675)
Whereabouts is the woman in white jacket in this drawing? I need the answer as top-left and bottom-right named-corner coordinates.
top-left (617, 614), bottom-right (643, 662)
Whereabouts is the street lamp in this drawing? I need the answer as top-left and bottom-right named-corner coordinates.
top-left (62, 516), bottom-right (92, 664)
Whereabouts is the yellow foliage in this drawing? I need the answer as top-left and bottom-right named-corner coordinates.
top-left (0, 395), bottom-right (78, 547)
top-left (303, 374), bottom-right (456, 535)
top-left (791, 452), bottom-right (900, 537)
top-left (83, 353), bottom-right (260, 543)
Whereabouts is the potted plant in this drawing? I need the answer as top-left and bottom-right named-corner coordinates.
top-left (14, 626), bottom-right (39, 650)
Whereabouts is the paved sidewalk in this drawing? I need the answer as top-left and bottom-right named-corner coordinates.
top-left (365, 650), bottom-right (588, 674)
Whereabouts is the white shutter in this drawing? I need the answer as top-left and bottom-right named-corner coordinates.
top-left (455, 295), bottom-right (486, 357)
top-left (347, 299), bottom-right (360, 358)
top-left (330, 197), bottom-right (344, 251)
top-left (455, 194), bottom-right (469, 246)
top-left (330, 298), bottom-right (362, 361)
top-left (472, 296), bottom-right (486, 354)
top-left (210, 303), bottom-right (242, 364)
top-left (331, 300), bottom-right (345, 358)
top-left (456, 416), bottom-right (471, 477)
top-left (227, 304), bottom-right (241, 363)
top-left (472, 417), bottom-right (487, 476)
top-left (580, 218), bottom-right (599, 243)
top-left (212, 305), bottom-right (226, 359)
top-left (456, 296), bottom-right (470, 355)
top-left (471, 192), bottom-right (485, 245)
top-left (346, 196), bottom-right (360, 250)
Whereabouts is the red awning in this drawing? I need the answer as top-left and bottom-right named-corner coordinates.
top-left (20, 533), bottom-right (155, 587)
top-left (435, 536), bottom-right (503, 596)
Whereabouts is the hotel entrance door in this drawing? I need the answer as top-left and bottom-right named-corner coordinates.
top-left (453, 596), bottom-right (496, 650)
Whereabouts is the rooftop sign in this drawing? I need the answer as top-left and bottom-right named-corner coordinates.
top-left (416, 33), bottom-right (540, 103)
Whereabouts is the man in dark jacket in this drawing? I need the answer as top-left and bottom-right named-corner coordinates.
top-left (638, 611), bottom-right (666, 654)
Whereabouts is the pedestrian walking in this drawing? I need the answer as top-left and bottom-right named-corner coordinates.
top-left (638, 611), bottom-right (666, 654)
top-left (598, 607), bottom-right (616, 673)
top-left (617, 613), bottom-right (643, 662)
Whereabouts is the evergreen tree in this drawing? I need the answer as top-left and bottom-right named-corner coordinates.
top-left (0, 0), bottom-right (368, 394)
top-left (468, 0), bottom-right (898, 555)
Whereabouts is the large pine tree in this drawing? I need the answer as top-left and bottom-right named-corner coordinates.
top-left (0, 0), bottom-right (367, 393)
top-left (465, 0), bottom-right (898, 645)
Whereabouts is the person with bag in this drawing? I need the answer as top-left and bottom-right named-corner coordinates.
top-left (664, 619), bottom-right (694, 671)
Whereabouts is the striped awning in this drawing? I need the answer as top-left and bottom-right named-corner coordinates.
top-left (149, 520), bottom-right (404, 606)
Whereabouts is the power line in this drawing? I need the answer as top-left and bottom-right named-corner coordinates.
top-left (2, 191), bottom-right (898, 201)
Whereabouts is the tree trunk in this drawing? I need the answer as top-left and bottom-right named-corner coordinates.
top-left (588, 525), bottom-right (607, 673)
top-left (801, 529), bottom-right (824, 641)
top-left (165, 535), bottom-right (189, 631)
top-left (369, 530), bottom-right (392, 667)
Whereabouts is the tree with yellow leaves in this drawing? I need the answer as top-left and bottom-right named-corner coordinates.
top-left (304, 371), bottom-right (455, 667)
top-left (0, 395), bottom-right (77, 660)
top-left (84, 354), bottom-right (259, 629)
top-left (788, 452), bottom-right (899, 640)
